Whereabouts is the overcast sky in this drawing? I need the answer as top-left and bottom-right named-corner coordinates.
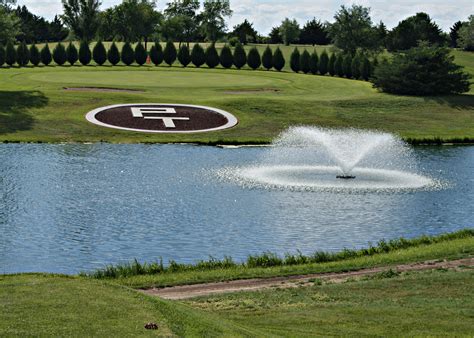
top-left (15, 0), bottom-right (473, 34)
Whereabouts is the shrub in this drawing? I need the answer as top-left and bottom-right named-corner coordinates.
top-left (328, 53), bottom-right (337, 76)
top-left (360, 56), bottom-right (371, 81)
top-left (247, 47), bottom-right (261, 70)
top-left (0, 44), bottom-right (5, 67)
top-left (205, 44), bottom-right (220, 68)
top-left (107, 42), bottom-right (120, 66)
top-left (319, 50), bottom-right (329, 75)
top-left (290, 47), bottom-right (300, 72)
top-left (272, 47), bottom-right (285, 71)
top-left (5, 41), bottom-right (16, 66)
top-left (309, 51), bottom-right (318, 75)
top-left (66, 42), bottom-right (78, 66)
top-left (219, 45), bottom-right (233, 69)
top-left (52, 43), bottom-right (67, 66)
top-left (134, 42), bottom-right (147, 66)
top-left (299, 50), bottom-right (310, 74)
top-left (92, 40), bottom-right (107, 66)
top-left (351, 53), bottom-right (361, 79)
top-left (29, 44), bottom-right (40, 66)
top-left (177, 44), bottom-right (191, 67)
top-left (149, 43), bottom-right (163, 66)
top-left (121, 42), bottom-right (134, 66)
top-left (261, 45), bottom-right (273, 70)
top-left (233, 43), bottom-right (246, 69)
top-left (371, 44), bottom-right (471, 95)
top-left (228, 36), bottom-right (239, 47)
top-left (16, 42), bottom-right (30, 67)
top-left (335, 54), bottom-right (344, 77)
top-left (79, 41), bottom-right (91, 66)
top-left (342, 54), bottom-right (353, 78)
top-left (163, 41), bottom-right (177, 66)
top-left (40, 44), bottom-right (52, 66)
top-left (191, 43), bottom-right (205, 68)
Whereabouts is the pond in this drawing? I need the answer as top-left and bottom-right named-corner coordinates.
top-left (0, 144), bottom-right (473, 274)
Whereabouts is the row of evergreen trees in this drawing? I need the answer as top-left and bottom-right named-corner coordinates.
top-left (289, 48), bottom-right (376, 81)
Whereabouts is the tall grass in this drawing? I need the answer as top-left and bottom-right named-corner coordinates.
top-left (82, 229), bottom-right (473, 279)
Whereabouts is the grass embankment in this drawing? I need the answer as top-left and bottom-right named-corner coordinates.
top-left (0, 46), bottom-right (473, 144)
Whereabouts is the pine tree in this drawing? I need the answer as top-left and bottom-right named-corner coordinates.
top-left (191, 44), bottom-right (205, 68)
top-left (177, 44), bottom-right (191, 67)
top-left (309, 51), bottom-right (319, 75)
top-left (343, 54), bottom-right (353, 78)
top-left (290, 47), bottom-right (300, 73)
top-left (351, 53), bottom-right (361, 79)
top-left (335, 54), bottom-right (344, 77)
top-left (205, 44), bottom-right (220, 68)
top-left (219, 45), bottom-right (233, 69)
top-left (261, 46), bottom-right (273, 70)
top-left (247, 47), bottom-right (261, 70)
top-left (319, 50), bottom-right (329, 75)
top-left (0, 44), bottom-right (5, 67)
top-left (328, 53), bottom-right (337, 76)
top-left (360, 56), bottom-right (371, 81)
top-left (5, 42), bottom-right (16, 66)
top-left (40, 44), bottom-right (52, 66)
top-left (163, 41), bottom-right (177, 66)
top-left (272, 47), bottom-right (285, 72)
top-left (300, 50), bottom-right (310, 74)
top-left (92, 41), bottom-right (107, 66)
top-left (121, 42), bottom-right (135, 66)
top-left (79, 41), bottom-right (91, 66)
top-left (149, 43), bottom-right (164, 66)
top-left (16, 42), bottom-right (30, 67)
top-left (134, 42), bottom-right (147, 66)
top-left (107, 42), bottom-right (120, 66)
top-left (233, 43), bottom-right (247, 69)
top-left (53, 43), bottom-right (67, 66)
top-left (29, 44), bottom-right (40, 66)
top-left (66, 42), bottom-right (78, 66)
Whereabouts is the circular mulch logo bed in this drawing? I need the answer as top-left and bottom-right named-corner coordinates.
top-left (85, 104), bottom-right (238, 133)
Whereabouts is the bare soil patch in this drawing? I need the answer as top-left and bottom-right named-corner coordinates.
top-left (64, 87), bottom-right (144, 93)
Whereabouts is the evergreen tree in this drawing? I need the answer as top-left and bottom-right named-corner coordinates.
top-left (343, 54), bottom-right (353, 78)
top-left (309, 51), bottom-right (319, 75)
top-left (299, 50), bottom-right (310, 74)
top-left (233, 43), bottom-right (247, 69)
top-left (107, 42), bottom-right (120, 66)
top-left (149, 43), bottom-right (163, 66)
top-left (205, 44), bottom-right (220, 68)
top-left (134, 42), bottom-right (147, 66)
top-left (29, 44), bottom-right (40, 66)
top-left (219, 45), bottom-right (233, 69)
top-left (66, 42), bottom-right (78, 66)
top-left (351, 53), bottom-right (361, 79)
top-left (290, 47), bottom-right (300, 72)
top-left (40, 44), bottom-right (52, 66)
top-left (92, 40), bottom-right (107, 66)
top-left (272, 47), bottom-right (285, 71)
top-left (0, 44), bottom-right (5, 67)
top-left (163, 41), bottom-right (177, 66)
top-left (191, 43), bottom-right (206, 68)
top-left (5, 42), bottom-right (16, 66)
top-left (328, 53), bottom-right (337, 76)
top-left (16, 42), bottom-right (30, 67)
top-left (319, 50), bottom-right (329, 75)
top-left (261, 45), bottom-right (273, 70)
top-left (360, 56), bottom-right (371, 81)
top-left (247, 47), bottom-right (261, 70)
top-left (79, 41), bottom-right (92, 65)
top-left (53, 43), bottom-right (67, 66)
top-left (121, 42), bottom-right (135, 66)
top-left (370, 57), bottom-right (379, 77)
top-left (177, 44), bottom-right (191, 67)
top-left (335, 54), bottom-right (344, 77)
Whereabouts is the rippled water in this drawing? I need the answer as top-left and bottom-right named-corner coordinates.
top-left (0, 144), bottom-right (473, 274)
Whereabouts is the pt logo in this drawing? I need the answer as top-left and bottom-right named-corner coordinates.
top-left (86, 104), bottom-right (238, 134)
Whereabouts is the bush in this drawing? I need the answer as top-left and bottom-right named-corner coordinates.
top-left (272, 47), bottom-right (285, 71)
top-left (233, 43), bottom-right (246, 69)
top-left (66, 42), bottom-right (78, 66)
top-left (261, 45), bottom-right (273, 70)
top-left (219, 45), bottom-right (233, 69)
top-left (79, 41), bottom-right (91, 66)
top-left (52, 43), bottom-right (67, 66)
top-left (319, 50), bottom-right (329, 75)
top-left (328, 53), bottom-right (337, 76)
top-left (0, 44), bottom-right (5, 67)
top-left (342, 54), bottom-right (352, 78)
top-left (5, 42), bottom-right (16, 66)
top-left (191, 43), bottom-right (205, 68)
top-left (29, 44), bottom-right (40, 66)
top-left (335, 54), bottom-right (344, 77)
top-left (40, 44), bottom-right (52, 66)
top-left (360, 56), bottom-right (371, 81)
top-left (121, 42), bottom-right (134, 66)
top-left (177, 44), bottom-right (191, 67)
top-left (205, 44), bottom-right (220, 68)
top-left (16, 42), bottom-right (30, 67)
top-left (309, 51), bottom-right (318, 75)
top-left (92, 40), bottom-right (107, 66)
top-left (247, 47), bottom-right (261, 70)
top-left (107, 42), bottom-right (120, 66)
top-left (134, 42), bottom-right (147, 66)
top-left (371, 44), bottom-right (471, 95)
top-left (299, 50), bottom-right (310, 74)
top-left (163, 41), bottom-right (177, 66)
top-left (290, 47), bottom-right (300, 72)
top-left (351, 53), bottom-right (361, 79)
top-left (228, 36), bottom-right (239, 47)
top-left (149, 43), bottom-right (163, 66)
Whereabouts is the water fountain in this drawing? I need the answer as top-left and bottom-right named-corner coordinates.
top-left (220, 126), bottom-right (436, 191)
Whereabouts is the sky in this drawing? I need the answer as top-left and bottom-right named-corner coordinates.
top-left (15, 0), bottom-right (473, 34)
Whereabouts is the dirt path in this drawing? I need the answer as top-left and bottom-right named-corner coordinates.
top-left (142, 258), bottom-right (473, 300)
